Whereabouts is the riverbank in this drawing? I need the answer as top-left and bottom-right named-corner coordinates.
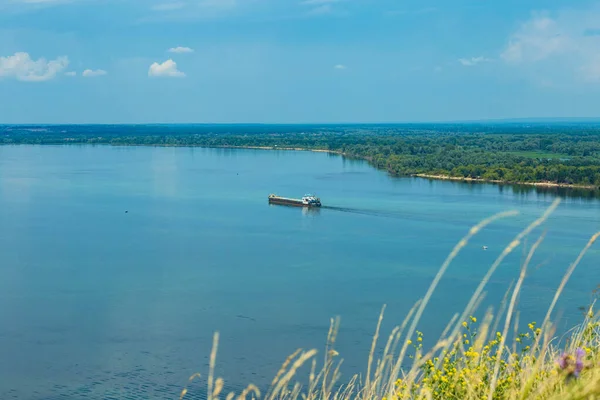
top-left (213, 145), bottom-right (600, 191)
top-left (415, 173), bottom-right (600, 190)
top-left (5, 125), bottom-right (600, 189)
top-left (214, 145), bottom-right (340, 155)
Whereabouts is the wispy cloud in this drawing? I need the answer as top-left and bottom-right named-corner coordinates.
top-left (458, 56), bottom-right (492, 66)
top-left (199, 0), bottom-right (237, 10)
top-left (2, 0), bottom-right (85, 9)
top-left (385, 7), bottom-right (439, 17)
top-left (139, 0), bottom-right (240, 22)
top-left (11, 0), bottom-right (75, 3)
top-left (168, 46), bottom-right (194, 54)
top-left (82, 69), bottom-right (107, 77)
top-left (300, 0), bottom-right (342, 16)
top-left (500, 8), bottom-right (600, 82)
top-left (300, 0), bottom-right (341, 4)
top-left (333, 64), bottom-right (347, 70)
top-left (501, 14), bottom-right (569, 64)
top-left (151, 2), bottom-right (185, 11)
top-left (414, 7), bottom-right (437, 15)
top-left (306, 4), bottom-right (332, 15)
top-left (0, 52), bottom-right (68, 82)
top-left (148, 59), bottom-right (185, 78)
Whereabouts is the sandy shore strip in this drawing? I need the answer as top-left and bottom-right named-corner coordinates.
top-left (215, 145), bottom-right (342, 154)
top-left (415, 174), bottom-right (598, 190)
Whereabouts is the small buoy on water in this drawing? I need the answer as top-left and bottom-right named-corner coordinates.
top-left (482, 246), bottom-right (488, 250)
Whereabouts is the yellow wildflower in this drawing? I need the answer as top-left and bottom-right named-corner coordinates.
top-left (470, 316), bottom-right (477, 323)
top-left (406, 340), bottom-right (412, 345)
top-left (462, 321), bottom-right (468, 328)
top-left (465, 350), bottom-right (479, 359)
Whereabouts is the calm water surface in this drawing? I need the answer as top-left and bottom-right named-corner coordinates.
top-left (0, 145), bottom-right (599, 399)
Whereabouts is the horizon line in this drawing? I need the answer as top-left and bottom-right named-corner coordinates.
top-left (4, 117), bottom-right (600, 126)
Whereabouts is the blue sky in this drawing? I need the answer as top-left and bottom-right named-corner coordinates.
top-left (1, 0), bottom-right (600, 123)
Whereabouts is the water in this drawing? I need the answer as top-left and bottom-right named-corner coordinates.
top-left (0, 145), bottom-right (599, 399)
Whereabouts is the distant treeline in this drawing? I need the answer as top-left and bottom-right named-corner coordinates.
top-left (3, 124), bottom-right (600, 187)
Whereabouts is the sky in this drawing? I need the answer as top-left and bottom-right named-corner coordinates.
top-left (2, 0), bottom-right (600, 123)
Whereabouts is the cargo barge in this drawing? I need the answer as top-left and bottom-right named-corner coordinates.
top-left (268, 194), bottom-right (322, 207)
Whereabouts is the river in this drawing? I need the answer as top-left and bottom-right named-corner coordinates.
top-left (0, 145), bottom-right (598, 399)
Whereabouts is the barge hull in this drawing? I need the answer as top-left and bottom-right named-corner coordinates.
top-left (268, 197), bottom-right (321, 207)
top-left (268, 194), bottom-right (322, 207)
top-left (269, 198), bottom-right (307, 207)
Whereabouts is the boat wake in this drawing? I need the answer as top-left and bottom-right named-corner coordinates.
top-left (321, 205), bottom-right (403, 219)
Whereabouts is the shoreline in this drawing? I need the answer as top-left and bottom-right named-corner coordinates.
top-left (4, 142), bottom-right (599, 191)
top-left (414, 173), bottom-right (599, 190)
top-left (215, 145), bottom-right (341, 154)
top-left (217, 145), bottom-right (600, 191)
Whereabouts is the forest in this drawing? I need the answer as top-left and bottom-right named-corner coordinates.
top-left (2, 123), bottom-right (600, 188)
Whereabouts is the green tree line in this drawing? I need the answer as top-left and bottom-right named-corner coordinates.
top-left (2, 124), bottom-right (600, 187)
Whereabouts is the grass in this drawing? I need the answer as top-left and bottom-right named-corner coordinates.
top-left (180, 198), bottom-right (600, 400)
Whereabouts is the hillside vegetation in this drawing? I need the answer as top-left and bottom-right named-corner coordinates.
top-left (3, 123), bottom-right (600, 187)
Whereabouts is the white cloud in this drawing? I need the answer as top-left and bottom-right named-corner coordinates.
top-left (500, 7), bottom-right (600, 83)
top-left (333, 64), bottom-right (347, 70)
top-left (168, 46), bottom-right (194, 54)
top-left (64, 71), bottom-right (76, 76)
top-left (148, 59), bottom-right (185, 78)
top-left (501, 14), bottom-right (570, 64)
top-left (0, 52), bottom-right (68, 82)
top-left (458, 56), bottom-right (492, 66)
top-left (82, 69), bottom-right (107, 77)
